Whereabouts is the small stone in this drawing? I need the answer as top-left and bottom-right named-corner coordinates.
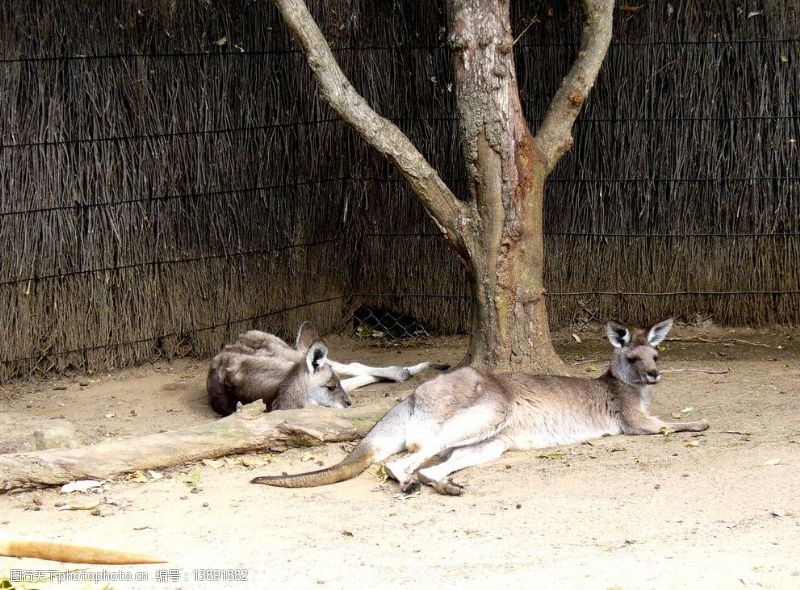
top-left (53, 385), bottom-right (67, 391)
top-left (91, 508), bottom-right (101, 516)
top-left (202, 502), bottom-right (209, 508)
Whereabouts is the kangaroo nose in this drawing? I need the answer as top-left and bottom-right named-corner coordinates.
top-left (344, 399), bottom-right (352, 407)
top-left (647, 370), bottom-right (660, 380)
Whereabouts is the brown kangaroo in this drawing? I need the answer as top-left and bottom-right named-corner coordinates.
top-left (252, 319), bottom-right (709, 495)
top-left (208, 322), bottom-right (447, 415)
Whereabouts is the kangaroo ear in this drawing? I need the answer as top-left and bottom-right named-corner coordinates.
top-left (296, 322), bottom-right (321, 352)
top-left (606, 321), bottom-right (631, 348)
top-left (647, 318), bottom-right (673, 346)
top-left (306, 341), bottom-right (328, 374)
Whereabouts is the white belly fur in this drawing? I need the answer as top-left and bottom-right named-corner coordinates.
top-left (505, 411), bottom-right (622, 451)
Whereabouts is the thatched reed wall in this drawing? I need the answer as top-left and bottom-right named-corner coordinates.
top-left (0, 1), bottom-right (352, 379)
top-left (1, 1), bottom-right (798, 380)
top-left (349, 1), bottom-right (800, 332)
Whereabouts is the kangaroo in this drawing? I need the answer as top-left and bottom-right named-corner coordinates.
top-left (208, 322), bottom-right (448, 415)
top-left (251, 319), bottom-right (709, 495)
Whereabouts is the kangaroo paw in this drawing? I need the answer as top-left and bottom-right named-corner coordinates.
top-left (391, 368), bottom-right (412, 382)
top-left (431, 479), bottom-right (464, 496)
top-left (400, 478), bottom-right (421, 495)
top-left (665, 418), bottom-right (710, 433)
top-left (418, 472), bottom-right (464, 496)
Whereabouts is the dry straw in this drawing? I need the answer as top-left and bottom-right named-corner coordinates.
top-left (0, 0), bottom-right (797, 380)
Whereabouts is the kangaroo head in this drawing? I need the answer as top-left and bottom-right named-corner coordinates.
top-left (291, 323), bottom-right (351, 408)
top-left (299, 337), bottom-right (351, 409)
top-left (606, 319), bottom-right (673, 386)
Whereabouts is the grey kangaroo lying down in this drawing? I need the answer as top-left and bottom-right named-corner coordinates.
top-left (252, 319), bottom-right (709, 495)
top-left (208, 322), bottom-right (448, 415)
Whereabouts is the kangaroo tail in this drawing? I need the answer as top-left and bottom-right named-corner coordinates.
top-left (0, 536), bottom-right (166, 564)
top-left (251, 399), bottom-right (412, 488)
top-left (251, 444), bottom-right (374, 488)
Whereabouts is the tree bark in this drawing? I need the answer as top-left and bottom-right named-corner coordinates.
top-left (448, 0), bottom-right (562, 372)
top-left (0, 400), bottom-right (394, 493)
top-left (272, 0), bottom-right (469, 260)
top-left (272, 0), bottom-right (613, 374)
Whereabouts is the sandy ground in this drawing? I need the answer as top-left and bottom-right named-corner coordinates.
top-left (0, 326), bottom-right (799, 589)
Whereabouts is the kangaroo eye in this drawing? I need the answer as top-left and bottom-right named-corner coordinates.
top-left (326, 384), bottom-right (338, 391)
top-left (626, 356), bottom-right (637, 364)
top-left (654, 355), bottom-right (660, 362)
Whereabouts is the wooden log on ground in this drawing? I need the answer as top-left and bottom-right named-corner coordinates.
top-left (0, 399), bottom-right (395, 493)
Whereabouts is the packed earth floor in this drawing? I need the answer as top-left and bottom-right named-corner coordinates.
top-left (1, 325), bottom-right (799, 589)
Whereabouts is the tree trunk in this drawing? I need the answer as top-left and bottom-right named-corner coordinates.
top-left (450, 0), bottom-right (563, 372)
top-left (466, 187), bottom-right (563, 372)
top-left (273, 0), bottom-right (613, 375)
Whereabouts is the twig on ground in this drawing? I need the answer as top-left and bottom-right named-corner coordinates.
top-left (662, 367), bottom-right (731, 375)
top-left (731, 338), bottom-right (782, 349)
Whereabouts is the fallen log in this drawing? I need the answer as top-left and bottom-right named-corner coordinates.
top-left (0, 399), bottom-right (396, 493)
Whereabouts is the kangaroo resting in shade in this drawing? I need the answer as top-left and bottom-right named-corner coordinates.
top-left (208, 321), bottom-right (448, 415)
top-left (251, 319), bottom-right (710, 495)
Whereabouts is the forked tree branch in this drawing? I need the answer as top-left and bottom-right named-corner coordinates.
top-left (273, 0), bottom-right (469, 259)
top-left (535, 0), bottom-right (614, 173)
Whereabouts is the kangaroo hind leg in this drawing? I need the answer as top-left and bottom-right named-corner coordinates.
top-left (329, 361), bottom-right (447, 386)
top-left (384, 404), bottom-right (506, 493)
top-left (417, 437), bottom-right (510, 496)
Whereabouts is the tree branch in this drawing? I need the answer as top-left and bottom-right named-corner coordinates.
top-left (534, 0), bottom-right (614, 173)
top-left (272, 0), bottom-right (470, 259)
top-left (0, 399), bottom-right (395, 492)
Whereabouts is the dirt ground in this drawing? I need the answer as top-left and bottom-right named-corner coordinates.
top-left (1, 325), bottom-right (799, 589)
